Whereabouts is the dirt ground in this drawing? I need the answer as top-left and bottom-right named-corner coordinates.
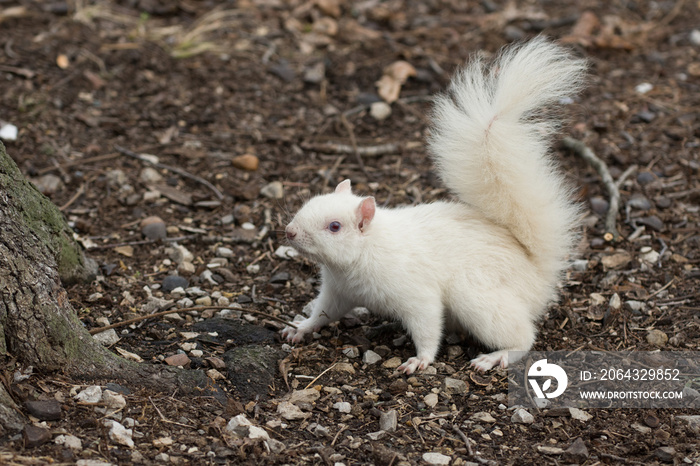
top-left (1, 0), bottom-right (699, 464)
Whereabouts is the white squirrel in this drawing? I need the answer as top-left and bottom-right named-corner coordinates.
top-left (282, 38), bottom-right (586, 374)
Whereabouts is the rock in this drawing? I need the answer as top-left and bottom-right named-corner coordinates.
top-left (232, 154), bottom-right (259, 171)
top-left (26, 400), bottom-right (62, 421)
top-left (333, 401), bottom-right (352, 413)
top-left (102, 390), bottom-right (126, 410)
top-left (106, 420), bottom-right (134, 448)
top-left (162, 275), bottom-right (189, 293)
top-left (93, 328), bottom-right (120, 346)
top-left (511, 408), bottom-right (534, 424)
top-left (141, 216), bottom-right (167, 240)
top-left (260, 181), bottom-right (284, 199)
top-left (537, 445), bottom-right (564, 455)
top-left (303, 62), bottom-right (326, 84)
top-left (691, 29), bottom-right (700, 46)
top-left (289, 388), bottom-right (320, 405)
top-left (216, 247), bottom-right (234, 258)
top-left (170, 244), bottom-right (194, 264)
top-left (624, 300), bottom-right (645, 313)
top-left (140, 167), bottom-right (163, 183)
top-left (564, 437), bottom-right (589, 461)
top-left (164, 353), bottom-right (191, 367)
top-left (224, 345), bottom-right (282, 401)
top-left (332, 362), bottom-right (356, 374)
top-left (32, 174), bottom-right (63, 195)
top-left (677, 415), bottom-right (700, 433)
top-left (370, 101), bottom-right (392, 120)
top-left (601, 251), bottom-right (632, 269)
top-left (367, 430), bottom-right (387, 440)
top-left (654, 446), bottom-right (675, 463)
top-left (270, 272), bottom-right (290, 284)
top-left (422, 452), bottom-right (451, 465)
top-left (75, 385), bottom-right (103, 404)
top-left (23, 425), bottom-right (51, 447)
top-left (277, 401), bottom-right (310, 420)
top-left (227, 414), bottom-right (270, 440)
top-left (644, 414), bottom-right (660, 428)
top-left (343, 346), bottom-right (360, 358)
top-left (383, 357), bottom-right (402, 369)
top-left (589, 292), bottom-right (606, 306)
top-left (54, 434), bottom-right (82, 451)
top-left (570, 259), bottom-right (588, 271)
top-left (313, 424), bottom-right (331, 437)
top-left (388, 379), bottom-right (408, 395)
top-left (569, 408), bottom-right (592, 422)
top-left (631, 422), bottom-right (651, 434)
top-left (639, 246), bottom-right (660, 263)
top-left (274, 246), bottom-right (299, 260)
top-left (627, 195), bottom-right (651, 210)
top-left (0, 122), bottom-right (18, 141)
top-left (444, 377), bottom-right (468, 395)
top-left (638, 216), bottom-right (664, 231)
top-left (424, 393), bottom-right (438, 408)
top-left (608, 293), bottom-right (621, 310)
top-left (470, 411), bottom-right (496, 423)
top-left (637, 171), bottom-right (656, 185)
top-left (363, 350), bottom-right (382, 365)
top-left (646, 329), bottom-right (668, 347)
top-left (379, 410), bottom-right (398, 432)
top-left (589, 196), bottom-right (609, 216)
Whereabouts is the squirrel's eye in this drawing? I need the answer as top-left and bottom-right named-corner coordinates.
top-left (328, 221), bottom-right (342, 232)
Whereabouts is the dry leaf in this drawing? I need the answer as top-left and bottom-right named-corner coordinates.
top-left (114, 245), bottom-right (134, 257)
top-left (115, 347), bottom-right (143, 362)
top-left (376, 61), bottom-right (416, 103)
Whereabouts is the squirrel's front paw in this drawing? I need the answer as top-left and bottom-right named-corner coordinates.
top-left (281, 319), bottom-right (315, 344)
top-left (398, 355), bottom-right (433, 375)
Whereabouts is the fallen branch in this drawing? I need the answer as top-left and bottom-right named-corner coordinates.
top-left (89, 305), bottom-right (296, 335)
top-left (301, 141), bottom-right (420, 157)
top-left (115, 145), bottom-right (224, 201)
top-left (563, 136), bottom-right (627, 241)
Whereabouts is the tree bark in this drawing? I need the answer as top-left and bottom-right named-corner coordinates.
top-left (0, 142), bottom-right (219, 434)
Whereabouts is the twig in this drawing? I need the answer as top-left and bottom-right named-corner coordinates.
top-left (301, 141), bottom-right (420, 157)
top-left (563, 137), bottom-right (622, 241)
top-left (643, 278), bottom-right (675, 302)
top-left (304, 363), bottom-right (337, 390)
top-left (59, 184), bottom-right (86, 212)
top-left (114, 145), bottom-right (224, 200)
top-left (149, 396), bottom-right (196, 428)
top-left (339, 112), bottom-right (369, 178)
top-left (451, 424), bottom-right (474, 456)
top-left (89, 305), bottom-right (296, 334)
top-left (37, 152), bottom-right (121, 175)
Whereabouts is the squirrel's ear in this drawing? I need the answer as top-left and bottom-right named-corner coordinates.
top-left (357, 197), bottom-right (376, 233)
top-left (335, 179), bottom-right (352, 194)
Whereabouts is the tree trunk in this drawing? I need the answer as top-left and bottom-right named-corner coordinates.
top-left (0, 142), bottom-right (217, 434)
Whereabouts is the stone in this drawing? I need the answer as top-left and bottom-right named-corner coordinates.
top-left (370, 101), bottom-right (392, 120)
top-left (383, 357), bottom-right (402, 369)
top-left (93, 328), bottom-right (120, 346)
top-left (422, 452), bottom-right (451, 465)
top-left (367, 430), bottom-right (387, 440)
top-left (332, 362), bottom-right (356, 374)
top-left (646, 329), bottom-right (668, 347)
top-left (75, 385), bottom-right (103, 404)
top-left (164, 353), bottom-right (191, 367)
top-left (289, 388), bottom-right (320, 405)
top-left (140, 167), bottom-right (163, 183)
top-left (601, 251), bottom-right (632, 269)
top-left (470, 411), bottom-right (496, 423)
top-left (106, 420), bottom-right (134, 448)
top-left (362, 350), bottom-right (382, 365)
top-left (232, 154), bottom-right (259, 171)
top-left (277, 401), bottom-right (310, 420)
top-left (569, 408), bottom-right (592, 422)
top-left (564, 437), bottom-right (589, 461)
top-left (26, 400), bottom-right (62, 421)
top-left (639, 246), bottom-right (660, 263)
top-left (224, 344), bottom-right (282, 401)
top-left (444, 377), bottom-right (468, 394)
top-left (103, 390), bottom-right (126, 410)
top-left (162, 275), bottom-right (189, 293)
top-left (537, 446), bottom-right (564, 455)
top-left (511, 408), bottom-right (534, 424)
top-left (627, 195), bottom-right (651, 210)
top-left (260, 181), bottom-right (284, 199)
top-left (676, 415), bottom-right (700, 433)
top-left (638, 216), bottom-right (664, 231)
top-left (654, 446), bottom-right (675, 463)
top-left (32, 174), bottom-right (63, 195)
top-left (333, 401), bottom-right (352, 413)
top-left (54, 434), bottom-right (82, 451)
top-left (379, 410), bottom-right (398, 432)
top-left (274, 246), bottom-right (299, 260)
top-left (24, 425), bottom-right (51, 447)
top-left (424, 393), bottom-right (438, 408)
top-left (270, 272), bottom-right (290, 284)
top-left (140, 216), bottom-right (167, 240)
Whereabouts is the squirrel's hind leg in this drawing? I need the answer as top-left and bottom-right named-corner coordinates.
top-left (397, 302), bottom-right (444, 375)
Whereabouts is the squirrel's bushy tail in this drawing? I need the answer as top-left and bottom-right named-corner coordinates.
top-left (428, 37), bottom-right (586, 278)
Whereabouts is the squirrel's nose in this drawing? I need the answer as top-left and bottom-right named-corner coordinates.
top-left (285, 226), bottom-right (296, 240)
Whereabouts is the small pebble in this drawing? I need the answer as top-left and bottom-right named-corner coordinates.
top-left (260, 181), bottom-right (284, 199)
top-left (646, 329), bottom-right (668, 347)
top-left (424, 393), bottom-right (438, 408)
top-left (511, 408), bottom-right (534, 424)
top-left (140, 216), bottom-right (167, 240)
top-left (162, 275), bottom-right (189, 293)
top-left (379, 410), bottom-right (397, 432)
top-left (0, 123), bottom-right (18, 141)
top-left (422, 452), bottom-right (451, 465)
top-left (26, 400), bottom-right (62, 421)
top-left (23, 425), bottom-right (51, 447)
top-left (231, 154), bottom-right (259, 171)
top-left (165, 353), bottom-right (191, 367)
top-left (333, 401), bottom-right (352, 413)
top-left (637, 171), bottom-right (656, 185)
top-left (370, 101), bottom-right (392, 120)
top-left (363, 350), bottom-right (382, 365)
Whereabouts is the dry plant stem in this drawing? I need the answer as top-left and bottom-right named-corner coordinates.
top-left (339, 112), bottom-right (369, 177)
top-left (563, 136), bottom-right (621, 241)
top-left (114, 145), bottom-right (224, 200)
top-left (451, 424), bottom-right (474, 456)
top-left (301, 141), bottom-right (405, 157)
top-left (89, 305), bottom-right (296, 334)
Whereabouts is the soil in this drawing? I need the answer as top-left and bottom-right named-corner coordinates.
top-left (1, 0), bottom-right (699, 464)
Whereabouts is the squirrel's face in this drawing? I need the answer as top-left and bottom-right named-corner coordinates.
top-left (285, 180), bottom-right (376, 266)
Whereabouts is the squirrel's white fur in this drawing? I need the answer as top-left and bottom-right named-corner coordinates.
top-left (282, 38), bottom-right (586, 374)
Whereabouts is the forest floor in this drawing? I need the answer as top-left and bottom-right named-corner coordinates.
top-left (0, 0), bottom-right (699, 464)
